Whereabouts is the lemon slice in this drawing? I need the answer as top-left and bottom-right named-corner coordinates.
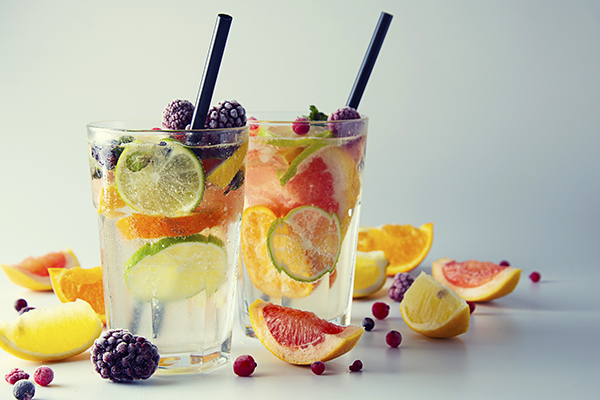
top-left (267, 205), bottom-right (341, 283)
top-left (353, 250), bottom-right (389, 298)
top-left (0, 299), bottom-right (102, 361)
top-left (115, 140), bottom-right (204, 216)
top-left (206, 140), bottom-right (248, 189)
top-left (124, 234), bottom-right (228, 302)
top-left (399, 272), bottom-right (470, 338)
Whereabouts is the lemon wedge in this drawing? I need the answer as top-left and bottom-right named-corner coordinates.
top-left (353, 250), bottom-right (389, 298)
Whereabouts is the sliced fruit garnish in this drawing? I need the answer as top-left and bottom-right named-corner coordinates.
top-left (357, 223), bottom-right (434, 276)
top-left (399, 272), bottom-right (470, 338)
top-left (116, 211), bottom-right (223, 240)
top-left (353, 250), bottom-right (389, 298)
top-left (268, 205), bottom-right (341, 283)
top-left (0, 299), bottom-right (102, 361)
top-left (1, 249), bottom-right (79, 291)
top-left (431, 258), bottom-right (521, 302)
top-left (115, 140), bottom-right (204, 216)
top-left (48, 266), bottom-right (106, 325)
top-left (278, 141), bottom-right (328, 185)
top-left (241, 206), bottom-right (312, 299)
top-left (206, 140), bottom-right (248, 189)
top-left (97, 184), bottom-right (127, 217)
top-left (124, 234), bottom-right (227, 302)
top-left (248, 299), bottom-right (364, 365)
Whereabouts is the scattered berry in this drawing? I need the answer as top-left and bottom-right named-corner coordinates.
top-left (362, 317), bottom-right (375, 332)
top-left (14, 299), bottom-right (27, 313)
top-left (90, 329), bottom-right (160, 382)
top-left (205, 99), bottom-right (247, 129)
top-left (18, 307), bottom-right (35, 315)
top-left (499, 260), bottom-right (511, 266)
top-left (310, 361), bottom-right (325, 375)
top-left (467, 301), bottom-right (476, 314)
top-left (233, 355), bottom-right (257, 377)
top-left (12, 380), bottom-right (35, 400)
top-left (372, 302), bottom-right (390, 320)
top-left (349, 360), bottom-right (363, 372)
top-left (388, 273), bottom-right (415, 302)
top-left (292, 117), bottom-right (310, 135)
top-left (162, 99), bottom-right (194, 130)
top-left (529, 271), bottom-right (541, 283)
top-left (5, 368), bottom-right (29, 385)
top-left (386, 330), bottom-right (402, 348)
top-left (33, 366), bottom-right (53, 387)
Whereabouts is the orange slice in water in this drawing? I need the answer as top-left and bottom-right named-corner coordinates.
top-left (249, 299), bottom-right (364, 365)
top-left (357, 223), bottom-right (433, 275)
top-left (241, 206), bottom-right (312, 299)
top-left (48, 266), bottom-right (106, 325)
top-left (117, 211), bottom-right (223, 240)
top-left (431, 258), bottom-right (521, 302)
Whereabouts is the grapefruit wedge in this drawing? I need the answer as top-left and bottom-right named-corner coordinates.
top-left (248, 299), bottom-right (364, 365)
top-left (1, 249), bottom-right (79, 291)
top-left (432, 258), bottom-right (521, 302)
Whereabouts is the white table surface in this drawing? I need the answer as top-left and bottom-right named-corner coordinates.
top-left (1, 263), bottom-right (598, 400)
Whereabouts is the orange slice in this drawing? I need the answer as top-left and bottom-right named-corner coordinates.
top-left (432, 258), bottom-right (521, 302)
top-left (48, 266), bottom-right (106, 325)
top-left (399, 272), bottom-right (470, 338)
top-left (357, 223), bottom-right (433, 276)
top-left (1, 249), bottom-right (79, 291)
top-left (249, 299), bottom-right (364, 365)
top-left (117, 211), bottom-right (223, 240)
top-left (241, 206), bottom-right (312, 299)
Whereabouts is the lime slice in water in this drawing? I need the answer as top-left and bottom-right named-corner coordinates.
top-left (124, 234), bottom-right (228, 302)
top-left (115, 140), bottom-right (204, 216)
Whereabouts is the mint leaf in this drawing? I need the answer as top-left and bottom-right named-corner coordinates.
top-left (305, 105), bottom-right (328, 121)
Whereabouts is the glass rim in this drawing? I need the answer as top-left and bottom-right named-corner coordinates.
top-left (247, 112), bottom-right (368, 125)
top-left (86, 119), bottom-right (249, 133)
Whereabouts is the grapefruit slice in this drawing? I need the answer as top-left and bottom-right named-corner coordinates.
top-left (432, 258), bottom-right (521, 302)
top-left (1, 249), bottom-right (79, 291)
top-left (248, 299), bottom-right (364, 365)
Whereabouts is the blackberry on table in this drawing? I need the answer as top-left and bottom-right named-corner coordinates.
top-left (90, 329), bottom-right (160, 383)
top-left (162, 99), bottom-right (194, 130)
top-left (388, 272), bottom-right (415, 302)
top-left (12, 380), bottom-right (35, 400)
top-left (205, 100), bottom-right (247, 129)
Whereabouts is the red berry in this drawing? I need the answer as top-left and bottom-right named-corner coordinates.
top-left (14, 299), bottom-right (27, 312)
top-left (292, 117), bottom-right (310, 135)
top-left (233, 355), bottom-right (257, 377)
top-left (499, 260), bottom-right (510, 266)
top-left (33, 366), bottom-right (54, 386)
top-left (385, 330), bottom-right (402, 348)
top-left (4, 368), bottom-right (29, 385)
top-left (467, 301), bottom-right (476, 314)
top-left (349, 360), bottom-right (363, 372)
top-left (311, 361), bottom-right (325, 375)
top-left (529, 271), bottom-right (541, 283)
top-left (372, 302), bottom-right (390, 320)
top-left (248, 117), bottom-right (259, 134)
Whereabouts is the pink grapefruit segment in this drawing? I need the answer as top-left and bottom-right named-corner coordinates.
top-left (249, 299), bottom-right (364, 365)
top-left (1, 249), bottom-right (79, 291)
top-left (432, 258), bottom-right (521, 302)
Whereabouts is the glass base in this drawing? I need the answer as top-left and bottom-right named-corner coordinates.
top-left (154, 337), bottom-right (231, 375)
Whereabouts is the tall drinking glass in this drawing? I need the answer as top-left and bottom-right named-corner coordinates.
top-left (87, 120), bottom-right (248, 373)
top-left (238, 114), bottom-right (367, 336)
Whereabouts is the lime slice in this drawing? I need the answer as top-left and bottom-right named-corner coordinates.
top-left (124, 234), bottom-right (228, 302)
top-left (278, 141), bottom-right (329, 185)
top-left (115, 140), bottom-right (204, 216)
top-left (267, 205), bottom-right (341, 283)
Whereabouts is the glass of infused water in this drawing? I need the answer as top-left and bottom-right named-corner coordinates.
top-left (87, 120), bottom-right (248, 373)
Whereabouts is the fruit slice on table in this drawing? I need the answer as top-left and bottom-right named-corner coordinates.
top-left (124, 234), bottom-right (228, 302)
top-left (241, 206), bottom-right (312, 299)
top-left (115, 139), bottom-right (204, 216)
top-left (268, 205), bottom-right (341, 283)
top-left (353, 250), bottom-right (389, 298)
top-left (399, 272), bottom-right (469, 338)
top-left (1, 249), bottom-right (79, 291)
top-left (431, 258), bottom-right (521, 302)
top-left (206, 140), bottom-right (248, 189)
top-left (357, 223), bottom-right (434, 276)
top-left (48, 266), bottom-right (106, 325)
top-left (249, 299), bottom-right (364, 365)
top-left (0, 299), bottom-right (102, 361)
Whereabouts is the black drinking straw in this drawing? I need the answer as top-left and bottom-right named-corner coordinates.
top-left (190, 13), bottom-right (233, 129)
top-left (346, 12), bottom-right (393, 110)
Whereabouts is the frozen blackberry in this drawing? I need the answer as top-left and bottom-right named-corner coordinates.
top-left (388, 272), bottom-right (415, 302)
top-left (162, 99), bottom-right (194, 130)
top-left (328, 106), bottom-right (361, 136)
top-left (205, 100), bottom-right (247, 129)
top-left (90, 329), bottom-right (160, 383)
top-left (5, 368), bottom-right (29, 385)
top-left (12, 380), bottom-right (35, 400)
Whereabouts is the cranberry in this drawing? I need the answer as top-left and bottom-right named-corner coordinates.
top-left (529, 271), bottom-right (541, 283)
top-left (362, 317), bottom-right (375, 332)
top-left (349, 360), bottom-right (363, 372)
top-left (372, 302), bottom-right (390, 320)
top-left (499, 260), bottom-right (510, 266)
top-left (292, 117), bottom-right (310, 135)
top-left (14, 299), bottom-right (27, 312)
top-left (34, 366), bottom-right (54, 386)
top-left (385, 330), bottom-right (402, 348)
top-left (248, 117), bottom-right (259, 133)
top-left (233, 355), bottom-right (257, 377)
top-left (467, 301), bottom-right (476, 314)
top-left (311, 361), bottom-right (325, 375)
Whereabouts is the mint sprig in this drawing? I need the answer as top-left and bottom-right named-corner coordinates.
top-left (305, 105), bottom-right (328, 121)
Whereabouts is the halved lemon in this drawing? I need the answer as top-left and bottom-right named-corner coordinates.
top-left (399, 272), bottom-right (469, 338)
top-left (353, 250), bottom-right (389, 298)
